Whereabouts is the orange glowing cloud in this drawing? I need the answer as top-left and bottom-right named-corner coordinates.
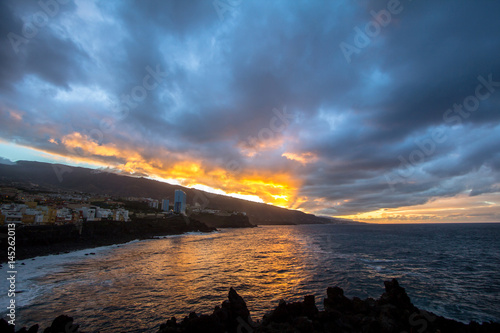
top-left (238, 136), bottom-right (287, 157)
top-left (57, 132), bottom-right (299, 207)
top-left (62, 132), bottom-right (132, 158)
top-left (282, 151), bottom-right (318, 164)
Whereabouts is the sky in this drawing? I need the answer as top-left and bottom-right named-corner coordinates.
top-left (1, 0), bottom-right (500, 223)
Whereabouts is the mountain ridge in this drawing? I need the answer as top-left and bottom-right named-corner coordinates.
top-left (0, 160), bottom-right (356, 225)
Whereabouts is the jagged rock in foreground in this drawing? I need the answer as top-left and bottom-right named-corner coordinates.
top-left (161, 279), bottom-right (500, 333)
top-left (0, 314), bottom-right (75, 333)
top-left (158, 287), bottom-right (252, 333)
top-left (2, 279), bottom-right (499, 333)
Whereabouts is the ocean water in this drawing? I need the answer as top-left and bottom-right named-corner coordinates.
top-left (2, 223), bottom-right (500, 332)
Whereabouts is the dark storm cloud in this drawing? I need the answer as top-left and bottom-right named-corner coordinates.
top-left (0, 0), bottom-right (499, 219)
top-left (0, 1), bottom-right (89, 91)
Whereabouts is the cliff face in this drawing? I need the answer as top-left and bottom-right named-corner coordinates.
top-left (81, 216), bottom-right (215, 239)
top-left (189, 212), bottom-right (256, 228)
top-left (0, 216), bottom-right (215, 261)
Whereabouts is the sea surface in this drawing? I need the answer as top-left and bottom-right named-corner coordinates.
top-left (2, 223), bottom-right (500, 332)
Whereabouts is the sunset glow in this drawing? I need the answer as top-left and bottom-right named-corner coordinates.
top-left (1, 0), bottom-right (499, 223)
top-left (340, 192), bottom-right (500, 223)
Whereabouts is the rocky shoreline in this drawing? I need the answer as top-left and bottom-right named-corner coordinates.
top-left (2, 279), bottom-right (499, 332)
top-left (0, 216), bottom-right (216, 262)
top-left (189, 212), bottom-right (256, 228)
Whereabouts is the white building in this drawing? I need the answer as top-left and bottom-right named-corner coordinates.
top-left (4, 211), bottom-right (23, 224)
top-left (174, 190), bottom-right (186, 215)
top-left (115, 208), bottom-right (130, 221)
top-left (78, 207), bottom-right (96, 221)
top-left (96, 208), bottom-right (113, 220)
top-left (1, 204), bottom-right (24, 224)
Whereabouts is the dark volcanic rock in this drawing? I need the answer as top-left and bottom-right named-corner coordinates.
top-left (379, 278), bottom-right (415, 312)
top-left (324, 286), bottom-right (353, 313)
top-left (0, 319), bottom-right (15, 333)
top-left (0, 315), bottom-right (76, 333)
top-left (189, 212), bottom-right (256, 228)
top-left (0, 319), bottom-right (38, 333)
top-left (226, 287), bottom-right (252, 329)
top-left (262, 295), bottom-right (319, 326)
top-left (158, 287), bottom-right (255, 333)
top-left (43, 315), bottom-right (78, 333)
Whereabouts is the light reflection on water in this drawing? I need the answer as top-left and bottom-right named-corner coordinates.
top-left (7, 223), bottom-right (500, 332)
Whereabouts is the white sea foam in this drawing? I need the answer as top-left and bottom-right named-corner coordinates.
top-left (1, 240), bottom-right (137, 309)
top-left (152, 230), bottom-right (219, 239)
top-left (1, 231), bottom-right (216, 311)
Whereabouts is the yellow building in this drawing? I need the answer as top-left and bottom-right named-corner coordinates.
top-left (41, 207), bottom-right (57, 224)
top-left (22, 214), bottom-right (36, 225)
top-left (26, 201), bottom-right (38, 209)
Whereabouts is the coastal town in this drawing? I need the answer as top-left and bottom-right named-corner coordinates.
top-left (0, 185), bottom-right (249, 227)
top-left (0, 186), bottom-right (190, 226)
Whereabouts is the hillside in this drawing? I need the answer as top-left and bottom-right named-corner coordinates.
top-left (0, 161), bottom-right (348, 225)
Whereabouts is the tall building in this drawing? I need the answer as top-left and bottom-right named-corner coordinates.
top-left (173, 190), bottom-right (186, 215)
top-left (162, 199), bottom-right (169, 211)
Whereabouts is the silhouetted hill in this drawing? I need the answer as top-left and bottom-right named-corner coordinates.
top-left (0, 161), bottom-right (353, 225)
